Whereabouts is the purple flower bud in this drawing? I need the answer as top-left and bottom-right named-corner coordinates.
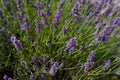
top-left (31, 57), bottom-right (37, 64)
top-left (8, 78), bottom-right (12, 80)
top-left (32, 41), bottom-right (37, 46)
top-left (33, 65), bottom-right (38, 71)
top-left (116, 70), bottom-right (120, 75)
top-left (3, 20), bottom-right (7, 27)
top-left (47, 43), bottom-right (50, 47)
top-left (0, 9), bottom-right (4, 19)
top-left (30, 73), bottom-right (34, 79)
top-left (102, 59), bottom-right (110, 71)
top-left (3, 74), bottom-right (8, 80)
top-left (9, 11), bottom-right (14, 19)
top-left (41, 56), bottom-right (47, 63)
top-left (40, 74), bottom-right (45, 80)
top-left (20, 61), bottom-right (25, 65)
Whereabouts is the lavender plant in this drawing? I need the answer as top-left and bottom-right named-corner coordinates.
top-left (0, 0), bottom-right (120, 80)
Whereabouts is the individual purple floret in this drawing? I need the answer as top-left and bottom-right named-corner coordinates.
top-left (3, 74), bottom-right (8, 80)
top-left (116, 70), bottom-right (120, 75)
top-left (102, 59), bottom-right (111, 71)
top-left (49, 62), bottom-right (58, 76)
top-left (62, 26), bottom-right (67, 37)
top-left (30, 73), bottom-right (34, 79)
top-left (0, 9), bottom-right (4, 19)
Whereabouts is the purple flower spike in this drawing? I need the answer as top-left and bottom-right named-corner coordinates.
top-left (35, 20), bottom-right (41, 34)
top-left (17, 12), bottom-right (22, 22)
top-left (66, 37), bottom-right (76, 49)
top-left (49, 62), bottom-right (58, 76)
top-left (87, 51), bottom-right (95, 61)
top-left (36, 1), bottom-right (42, 10)
top-left (62, 26), bottom-right (67, 37)
top-left (17, 0), bottom-right (23, 10)
top-left (38, 10), bottom-right (46, 17)
top-left (58, 0), bottom-right (65, 9)
top-left (3, 74), bottom-right (8, 80)
top-left (30, 73), bottom-right (34, 79)
top-left (52, 9), bottom-right (62, 26)
top-left (102, 59), bottom-right (111, 71)
top-left (23, 22), bottom-right (30, 32)
top-left (40, 74), bottom-right (45, 80)
top-left (71, 1), bottom-right (82, 16)
top-left (42, 17), bottom-right (48, 25)
top-left (10, 35), bottom-right (16, 43)
top-left (14, 40), bottom-right (22, 53)
top-left (0, 9), bottom-right (4, 19)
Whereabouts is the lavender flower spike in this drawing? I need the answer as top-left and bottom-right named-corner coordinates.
top-left (14, 40), bottom-right (22, 53)
top-left (35, 20), bottom-right (41, 34)
top-left (102, 59), bottom-right (111, 71)
top-left (3, 74), bottom-right (8, 80)
top-left (49, 62), bottom-right (58, 76)
top-left (62, 26), bottom-right (67, 37)
top-left (0, 9), bottom-right (4, 19)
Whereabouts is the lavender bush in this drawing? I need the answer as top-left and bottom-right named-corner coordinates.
top-left (0, 0), bottom-right (120, 80)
